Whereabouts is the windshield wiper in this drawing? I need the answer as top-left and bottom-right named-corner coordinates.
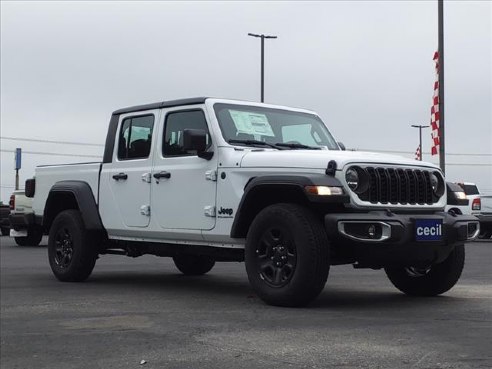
top-left (228, 139), bottom-right (282, 150)
top-left (274, 143), bottom-right (321, 150)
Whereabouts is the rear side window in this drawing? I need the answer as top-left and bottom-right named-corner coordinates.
top-left (457, 183), bottom-right (480, 195)
top-left (118, 115), bottom-right (154, 160)
top-left (163, 110), bottom-right (211, 156)
top-left (463, 185), bottom-right (479, 195)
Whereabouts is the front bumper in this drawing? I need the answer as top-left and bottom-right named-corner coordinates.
top-left (324, 211), bottom-right (480, 268)
top-left (0, 218), bottom-right (10, 228)
top-left (9, 213), bottom-right (35, 231)
top-left (476, 213), bottom-right (492, 234)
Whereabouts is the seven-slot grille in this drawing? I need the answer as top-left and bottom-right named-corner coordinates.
top-left (357, 167), bottom-right (435, 205)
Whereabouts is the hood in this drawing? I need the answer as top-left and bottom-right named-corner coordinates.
top-left (240, 149), bottom-right (440, 171)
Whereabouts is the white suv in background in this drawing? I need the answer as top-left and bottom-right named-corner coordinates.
top-left (456, 182), bottom-right (482, 215)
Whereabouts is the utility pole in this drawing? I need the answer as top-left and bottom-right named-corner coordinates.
top-left (248, 33), bottom-right (277, 102)
top-left (438, 0), bottom-right (445, 173)
top-left (411, 125), bottom-right (430, 161)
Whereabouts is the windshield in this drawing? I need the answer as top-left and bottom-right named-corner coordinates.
top-left (213, 103), bottom-right (339, 150)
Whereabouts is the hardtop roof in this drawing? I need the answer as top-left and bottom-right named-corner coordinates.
top-left (112, 97), bottom-right (208, 115)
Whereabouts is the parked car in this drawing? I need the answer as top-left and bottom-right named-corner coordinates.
top-left (455, 183), bottom-right (482, 214)
top-left (14, 97), bottom-right (480, 306)
top-left (453, 183), bottom-right (492, 239)
top-left (0, 203), bottom-right (10, 236)
top-left (478, 194), bottom-right (492, 239)
top-left (445, 182), bottom-right (469, 215)
top-left (8, 190), bottom-right (42, 246)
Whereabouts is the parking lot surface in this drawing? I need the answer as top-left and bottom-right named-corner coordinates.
top-left (1, 236), bottom-right (491, 369)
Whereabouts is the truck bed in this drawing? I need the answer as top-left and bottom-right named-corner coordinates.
top-left (33, 162), bottom-right (101, 215)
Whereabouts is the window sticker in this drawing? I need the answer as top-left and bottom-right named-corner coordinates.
top-left (229, 110), bottom-right (275, 137)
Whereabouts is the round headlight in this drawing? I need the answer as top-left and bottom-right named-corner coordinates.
top-left (346, 168), bottom-right (359, 191)
top-left (430, 171), bottom-right (445, 196)
top-left (430, 173), bottom-right (439, 193)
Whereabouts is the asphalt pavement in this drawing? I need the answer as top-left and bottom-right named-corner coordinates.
top-left (1, 236), bottom-right (491, 369)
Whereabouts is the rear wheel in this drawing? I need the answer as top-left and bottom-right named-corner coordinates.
top-left (385, 244), bottom-right (465, 296)
top-left (1, 227), bottom-right (9, 236)
top-left (245, 203), bottom-right (330, 307)
top-left (478, 230), bottom-right (492, 239)
top-left (48, 210), bottom-right (98, 282)
top-left (14, 227), bottom-right (43, 246)
top-left (173, 254), bottom-right (215, 276)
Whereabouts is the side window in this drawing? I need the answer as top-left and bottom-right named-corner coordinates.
top-left (117, 115), bottom-right (154, 160)
top-left (163, 110), bottom-right (211, 156)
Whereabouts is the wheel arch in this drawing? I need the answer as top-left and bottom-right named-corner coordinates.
top-left (230, 174), bottom-right (347, 238)
top-left (43, 181), bottom-right (104, 232)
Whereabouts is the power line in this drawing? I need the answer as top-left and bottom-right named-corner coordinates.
top-left (2, 137), bottom-right (490, 157)
top-left (0, 149), bottom-right (102, 158)
top-left (0, 136), bottom-right (104, 147)
top-left (357, 148), bottom-right (492, 157)
top-left (1, 148), bottom-right (488, 166)
top-left (445, 163), bottom-right (491, 167)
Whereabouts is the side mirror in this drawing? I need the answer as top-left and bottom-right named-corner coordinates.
top-left (182, 129), bottom-right (213, 160)
top-left (338, 142), bottom-right (346, 151)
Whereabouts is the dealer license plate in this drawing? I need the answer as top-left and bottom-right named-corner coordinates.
top-left (415, 219), bottom-right (443, 241)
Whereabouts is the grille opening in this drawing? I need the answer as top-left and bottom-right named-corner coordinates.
top-left (354, 167), bottom-right (437, 205)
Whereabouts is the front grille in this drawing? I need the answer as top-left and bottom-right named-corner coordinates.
top-left (358, 167), bottom-right (435, 205)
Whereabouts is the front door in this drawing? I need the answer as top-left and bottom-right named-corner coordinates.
top-left (101, 113), bottom-right (156, 228)
top-left (151, 108), bottom-right (217, 230)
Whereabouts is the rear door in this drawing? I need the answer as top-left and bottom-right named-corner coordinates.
top-left (100, 112), bottom-right (157, 228)
top-left (151, 108), bottom-right (217, 230)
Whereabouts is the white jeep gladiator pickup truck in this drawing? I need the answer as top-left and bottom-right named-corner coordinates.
top-left (17, 97), bottom-right (480, 306)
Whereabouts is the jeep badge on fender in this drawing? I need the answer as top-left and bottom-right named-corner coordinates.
top-left (217, 207), bottom-right (233, 217)
top-left (16, 97), bottom-right (479, 307)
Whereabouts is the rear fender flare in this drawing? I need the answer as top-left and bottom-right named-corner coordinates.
top-left (43, 181), bottom-right (104, 231)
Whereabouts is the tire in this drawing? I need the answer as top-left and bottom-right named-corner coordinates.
top-left (478, 231), bottom-right (492, 239)
top-left (245, 203), bottom-right (330, 307)
top-left (1, 227), bottom-right (9, 236)
top-left (173, 254), bottom-right (215, 276)
top-left (385, 244), bottom-right (465, 296)
top-left (14, 227), bottom-right (43, 246)
top-left (48, 210), bottom-right (98, 282)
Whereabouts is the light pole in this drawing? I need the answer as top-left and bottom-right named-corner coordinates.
top-left (438, 0), bottom-right (445, 173)
top-left (411, 125), bottom-right (429, 161)
top-left (248, 33), bottom-right (277, 102)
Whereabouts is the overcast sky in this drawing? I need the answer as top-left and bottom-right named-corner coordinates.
top-left (1, 1), bottom-right (491, 202)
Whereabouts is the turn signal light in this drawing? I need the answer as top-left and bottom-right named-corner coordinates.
top-left (305, 186), bottom-right (344, 196)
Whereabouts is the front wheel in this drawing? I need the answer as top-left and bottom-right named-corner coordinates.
top-left (48, 210), bottom-right (98, 282)
top-left (385, 244), bottom-right (465, 296)
top-left (245, 203), bottom-right (330, 307)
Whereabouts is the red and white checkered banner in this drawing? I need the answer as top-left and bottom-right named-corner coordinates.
top-left (430, 51), bottom-right (440, 156)
top-left (415, 146), bottom-right (421, 161)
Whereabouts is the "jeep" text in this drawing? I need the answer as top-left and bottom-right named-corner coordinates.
top-left (218, 207), bottom-right (233, 216)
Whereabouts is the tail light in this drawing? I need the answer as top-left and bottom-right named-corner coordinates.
top-left (9, 194), bottom-right (15, 210)
top-left (472, 198), bottom-right (481, 211)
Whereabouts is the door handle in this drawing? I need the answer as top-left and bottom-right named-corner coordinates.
top-left (153, 171), bottom-right (171, 179)
top-left (112, 172), bottom-right (128, 181)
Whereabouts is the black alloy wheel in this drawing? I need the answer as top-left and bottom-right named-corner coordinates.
top-left (48, 210), bottom-right (98, 282)
top-left (245, 203), bottom-right (330, 307)
top-left (255, 227), bottom-right (297, 288)
top-left (385, 244), bottom-right (465, 296)
top-left (54, 227), bottom-right (74, 269)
